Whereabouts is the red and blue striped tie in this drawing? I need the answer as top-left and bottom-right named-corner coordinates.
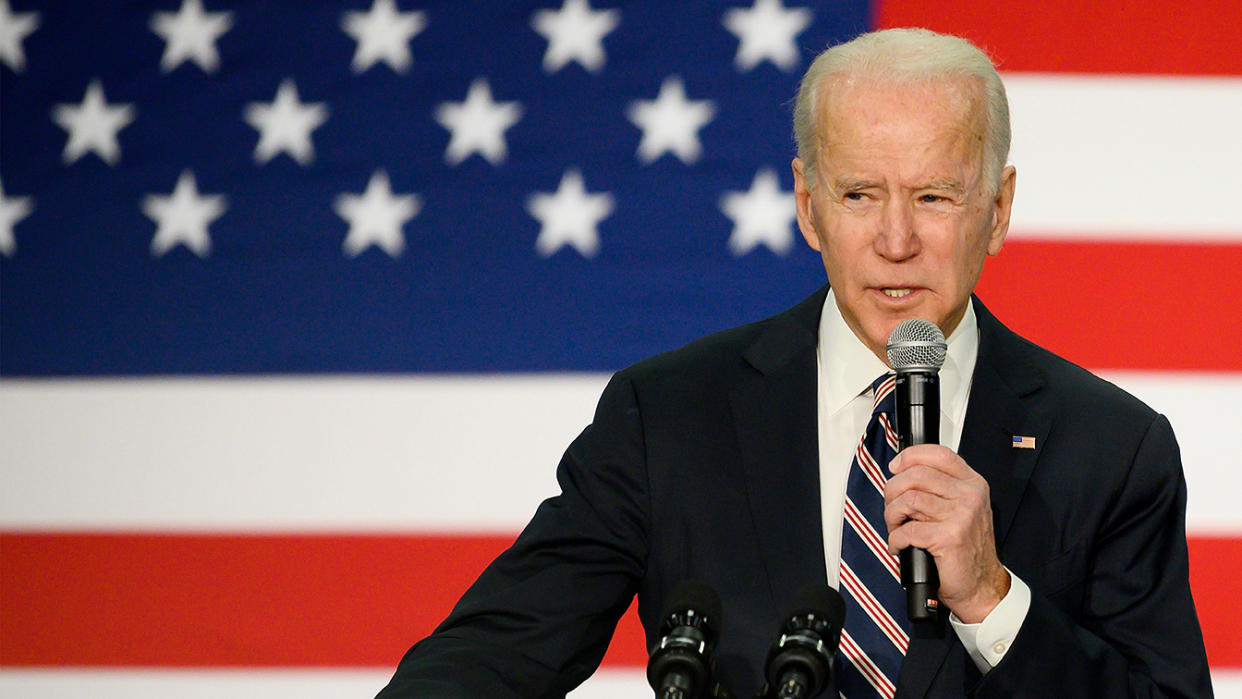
top-left (837, 373), bottom-right (910, 698)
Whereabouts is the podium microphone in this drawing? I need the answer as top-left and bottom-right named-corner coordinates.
top-left (648, 580), bottom-right (723, 699)
top-left (760, 584), bottom-right (845, 699)
top-left (886, 318), bottom-right (948, 625)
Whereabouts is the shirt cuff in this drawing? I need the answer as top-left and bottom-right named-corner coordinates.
top-left (948, 568), bottom-right (1031, 673)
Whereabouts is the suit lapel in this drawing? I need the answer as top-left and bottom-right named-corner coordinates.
top-left (897, 297), bottom-right (1049, 698)
top-left (729, 287), bottom-right (828, 611)
top-left (959, 298), bottom-right (1048, 550)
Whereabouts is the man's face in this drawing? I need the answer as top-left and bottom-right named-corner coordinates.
top-left (792, 76), bottom-right (1016, 362)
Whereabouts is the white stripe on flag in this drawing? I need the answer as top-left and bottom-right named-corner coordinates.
top-left (2, 668), bottom-right (1241, 699)
top-left (0, 668), bottom-right (651, 699)
top-left (2, 372), bottom-right (1238, 534)
top-left (1003, 74), bottom-right (1242, 239)
top-left (0, 375), bottom-right (606, 532)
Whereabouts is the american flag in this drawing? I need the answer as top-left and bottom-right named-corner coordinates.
top-left (1011, 435), bottom-right (1035, 450)
top-left (2, 0), bottom-right (1239, 696)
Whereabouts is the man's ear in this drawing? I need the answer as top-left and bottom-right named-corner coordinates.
top-left (792, 158), bottom-right (822, 252)
top-left (987, 165), bottom-right (1016, 256)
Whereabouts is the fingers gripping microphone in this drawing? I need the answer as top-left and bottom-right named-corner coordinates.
top-left (887, 318), bottom-right (948, 625)
top-left (761, 585), bottom-right (846, 699)
top-left (648, 580), bottom-right (723, 699)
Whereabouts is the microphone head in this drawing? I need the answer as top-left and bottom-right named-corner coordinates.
top-left (649, 580), bottom-right (722, 694)
top-left (764, 584), bottom-right (846, 694)
top-left (786, 583), bottom-right (845, 634)
top-left (658, 579), bottom-right (722, 639)
top-left (886, 318), bottom-right (947, 371)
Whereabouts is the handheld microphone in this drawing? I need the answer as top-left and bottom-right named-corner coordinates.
top-left (648, 580), bottom-right (722, 699)
top-left (760, 584), bottom-right (845, 699)
top-left (886, 318), bottom-right (948, 626)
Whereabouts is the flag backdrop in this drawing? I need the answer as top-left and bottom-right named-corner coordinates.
top-left (2, 0), bottom-right (1240, 696)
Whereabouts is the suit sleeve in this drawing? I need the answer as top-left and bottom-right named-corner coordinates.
top-left (375, 373), bottom-right (650, 698)
top-left (973, 414), bottom-right (1214, 698)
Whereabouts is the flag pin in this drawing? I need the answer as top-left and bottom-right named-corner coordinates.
top-left (1012, 435), bottom-right (1036, 449)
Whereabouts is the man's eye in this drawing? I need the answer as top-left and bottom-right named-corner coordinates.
top-left (920, 194), bottom-right (945, 203)
top-left (845, 192), bottom-right (865, 201)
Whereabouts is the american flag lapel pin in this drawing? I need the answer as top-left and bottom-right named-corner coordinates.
top-left (1012, 435), bottom-right (1036, 449)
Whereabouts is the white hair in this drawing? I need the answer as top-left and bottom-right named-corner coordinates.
top-left (793, 27), bottom-right (1011, 193)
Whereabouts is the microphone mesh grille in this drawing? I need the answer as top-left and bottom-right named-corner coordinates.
top-left (886, 318), bottom-right (947, 370)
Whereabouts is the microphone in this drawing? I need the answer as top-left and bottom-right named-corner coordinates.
top-left (760, 584), bottom-right (846, 699)
top-left (886, 318), bottom-right (948, 625)
top-left (648, 580), bottom-right (723, 699)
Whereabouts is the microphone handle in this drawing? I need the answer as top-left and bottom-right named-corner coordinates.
top-left (894, 371), bottom-right (942, 624)
top-left (895, 370), bottom-right (939, 446)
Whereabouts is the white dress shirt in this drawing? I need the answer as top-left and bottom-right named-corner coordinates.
top-left (814, 289), bottom-right (1030, 673)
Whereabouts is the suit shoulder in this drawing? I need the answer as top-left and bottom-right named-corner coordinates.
top-left (617, 315), bottom-right (772, 389)
top-left (615, 287), bottom-right (825, 390)
top-left (1007, 331), bottom-right (1159, 427)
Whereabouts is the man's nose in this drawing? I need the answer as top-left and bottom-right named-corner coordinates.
top-left (875, 200), bottom-right (919, 261)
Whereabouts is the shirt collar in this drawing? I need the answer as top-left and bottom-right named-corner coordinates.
top-left (817, 289), bottom-right (979, 418)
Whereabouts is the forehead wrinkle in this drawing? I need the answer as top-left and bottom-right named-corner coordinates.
top-left (826, 158), bottom-right (971, 193)
top-left (820, 124), bottom-right (984, 198)
top-left (831, 176), bottom-right (880, 192)
top-left (817, 75), bottom-right (989, 188)
top-left (919, 178), bottom-right (966, 193)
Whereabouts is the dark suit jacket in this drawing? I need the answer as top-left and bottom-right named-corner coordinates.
top-left (378, 287), bottom-right (1212, 698)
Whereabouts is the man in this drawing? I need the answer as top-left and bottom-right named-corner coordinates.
top-left (378, 28), bottom-right (1211, 698)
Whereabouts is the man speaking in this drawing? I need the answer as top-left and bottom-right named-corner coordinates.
top-left (378, 28), bottom-right (1211, 697)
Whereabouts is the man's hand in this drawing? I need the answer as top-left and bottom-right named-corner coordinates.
top-left (884, 444), bottom-right (1010, 623)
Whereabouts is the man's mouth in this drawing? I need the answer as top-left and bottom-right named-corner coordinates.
top-left (881, 288), bottom-right (914, 298)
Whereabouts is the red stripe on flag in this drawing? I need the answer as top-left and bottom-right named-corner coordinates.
top-left (0, 531), bottom-right (647, 668)
top-left (874, 0), bottom-right (1242, 75)
top-left (1, 532), bottom-right (1236, 669)
top-left (1189, 536), bottom-right (1242, 668)
top-left (976, 240), bottom-right (1242, 371)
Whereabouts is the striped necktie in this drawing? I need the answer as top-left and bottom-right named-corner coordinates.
top-left (836, 373), bottom-right (910, 698)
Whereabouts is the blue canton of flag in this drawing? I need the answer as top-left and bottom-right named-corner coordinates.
top-left (1, 0), bottom-right (870, 376)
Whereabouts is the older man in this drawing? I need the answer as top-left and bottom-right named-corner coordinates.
top-left (378, 28), bottom-right (1210, 698)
